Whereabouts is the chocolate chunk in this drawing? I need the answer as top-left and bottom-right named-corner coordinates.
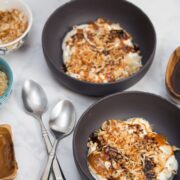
top-left (134, 44), bottom-right (140, 52)
top-left (61, 64), bottom-right (67, 72)
top-left (110, 30), bottom-right (128, 40)
top-left (102, 50), bottom-right (109, 56)
top-left (143, 158), bottom-right (156, 180)
top-left (104, 146), bottom-right (123, 161)
top-left (89, 132), bottom-right (99, 143)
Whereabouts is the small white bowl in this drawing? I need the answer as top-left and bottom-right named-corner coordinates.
top-left (0, 0), bottom-right (33, 55)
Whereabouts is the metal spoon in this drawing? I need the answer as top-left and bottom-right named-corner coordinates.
top-left (22, 80), bottom-right (65, 180)
top-left (41, 100), bottom-right (76, 180)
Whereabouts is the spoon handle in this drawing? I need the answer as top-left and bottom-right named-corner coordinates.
top-left (41, 140), bottom-right (58, 180)
top-left (39, 119), bottom-right (65, 180)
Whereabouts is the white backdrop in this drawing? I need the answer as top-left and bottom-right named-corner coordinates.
top-left (1, 0), bottom-right (180, 179)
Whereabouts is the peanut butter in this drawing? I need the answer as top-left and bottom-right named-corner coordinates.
top-left (0, 126), bottom-right (16, 179)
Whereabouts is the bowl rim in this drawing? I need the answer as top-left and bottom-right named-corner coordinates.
top-left (0, 57), bottom-right (13, 101)
top-left (42, 0), bottom-right (157, 86)
top-left (73, 90), bottom-right (180, 179)
top-left (0, 0), bottom-right (33, 48)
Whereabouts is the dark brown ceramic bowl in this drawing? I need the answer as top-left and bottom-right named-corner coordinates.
top-left (42, 0), bottom-right (156, 96)
top-left (73, 91), bottom-right (180, 179)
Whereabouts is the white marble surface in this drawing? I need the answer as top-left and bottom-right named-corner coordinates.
top-left (0, 0), bottom-right (180, 179)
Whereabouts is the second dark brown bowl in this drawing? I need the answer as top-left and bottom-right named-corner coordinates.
top-left (73, 91), bottom-right (180, 179)
top-left (42, 0), bottom-right (156, 96)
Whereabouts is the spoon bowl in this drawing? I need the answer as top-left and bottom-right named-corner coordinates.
top-left (49, 100), bottom-right (76, 138)
top-left (22, 80), bottom-right (48, 117)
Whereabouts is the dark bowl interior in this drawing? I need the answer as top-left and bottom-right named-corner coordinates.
top-left (73, 91), bottom-right (180, 179)
top-left (42, 0), bottom-right (156, 96)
